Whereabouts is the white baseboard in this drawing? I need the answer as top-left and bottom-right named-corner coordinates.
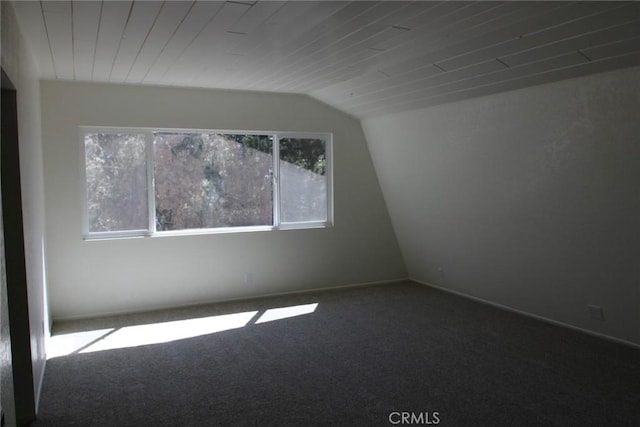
top-left (238, 277), bottom-right (411, 301)
top-left (411, 278), bottom-right (640, 350)
top-left (53, 277), bottom-right (411, 322)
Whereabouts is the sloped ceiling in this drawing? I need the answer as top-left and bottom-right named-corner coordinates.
top-left (12, 1), bottom-right (640, 118)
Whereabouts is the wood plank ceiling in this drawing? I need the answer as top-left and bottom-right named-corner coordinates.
top-left (12, 1), bottom-right (640, 118)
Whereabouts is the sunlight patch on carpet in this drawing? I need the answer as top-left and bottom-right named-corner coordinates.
top-left (255, 303), bottom-right (318, 324)
top-left (79, 311), bottom-right (259, 354)
top-left (47, 328), bottom-right (115, 359)
top-left (48, 302), bottom-right (319, 358)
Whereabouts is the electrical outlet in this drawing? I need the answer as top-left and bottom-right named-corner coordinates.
top-left (587, 304), bottom-right (604, 321)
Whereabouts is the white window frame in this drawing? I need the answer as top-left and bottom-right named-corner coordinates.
top-left (80, 126), bottom-right (333, 240)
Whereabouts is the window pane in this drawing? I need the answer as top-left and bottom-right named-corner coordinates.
top-left (84, 133), bottom-right (148, 232)
top-left (154, 133), bottom-right (273, 231)
top-left (279, 138), bottom-right (327, 223)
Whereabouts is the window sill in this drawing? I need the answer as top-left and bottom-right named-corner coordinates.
top-left (83, 223), bottom-right (331, 241)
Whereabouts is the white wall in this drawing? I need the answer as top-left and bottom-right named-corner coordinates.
top-left (41, 81), bottom-right (406, 320)
top-left (363, 66), bottom-right (640, 346)
top-left (1, 0), bottom-right (48, 418)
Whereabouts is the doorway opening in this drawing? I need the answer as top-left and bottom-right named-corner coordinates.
top-left (1, 67), bottom-right (36, 426)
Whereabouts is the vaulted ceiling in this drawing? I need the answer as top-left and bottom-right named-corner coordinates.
top-left (12, 1), bottom-right (640, 118)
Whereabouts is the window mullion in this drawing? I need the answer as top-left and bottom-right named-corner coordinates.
top-left (146, 132), bottom-right (156, 235)
top-left (273, 134), bottom-right (280, 228)
top-left (80, 129), bottom-right (90, 236)
top-left (326, 135), bottom-right (334, 226)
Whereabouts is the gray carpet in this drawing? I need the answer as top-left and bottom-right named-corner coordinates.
top-left (32, 282), bottom-right (640, 426)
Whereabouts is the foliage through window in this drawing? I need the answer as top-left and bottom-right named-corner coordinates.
top-left (84, 132), bottom-right (148, 233)
top-left (82, 128), bottom-right (332, 238)
top-left (279, 138), bottom-right (327, 223)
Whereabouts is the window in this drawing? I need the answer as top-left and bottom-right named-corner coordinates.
top-left (153, 132), bottom-right (274, 231)
top-left (84, 132), bottom-right (148, 234)
top-left (279, 137), bottom-right (328, 223)
top-left (81, 128), bottom-right (332, 239)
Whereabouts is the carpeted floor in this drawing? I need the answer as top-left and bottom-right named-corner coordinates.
top-left (32, 281), bottom-right (640, 426)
